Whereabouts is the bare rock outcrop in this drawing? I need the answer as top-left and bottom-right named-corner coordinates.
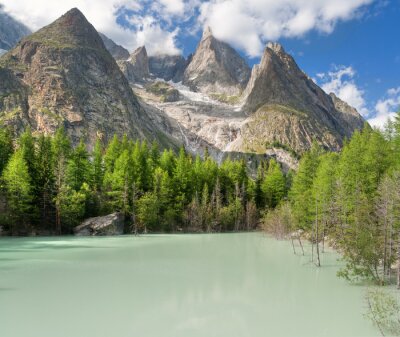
top-left (118, 46), bottom-right (149, 83)
top-left (149, 54), bottom-right (187, 82)
top-left (0, 8), bottom-right (175, 148)
top-left (240, 42), bottom-right (365, 153)
top-left (99, 32), bottom-right (129, 61)
top-left (183, 27), bottom-right (251, 96)
top-left (74, 213), bottom-right (124, 236)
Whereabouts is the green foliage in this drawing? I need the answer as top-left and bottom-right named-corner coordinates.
top-left (209, 93), bottom-right (241, 105)
top-left (2, 149), bottom-right (32, 232)
top-left (290, 141), bottom-right (322, 230)
top-left (262, 159), bottom-right (286, 208)
top-left (136, 192), bottom-right (160, 232)
top-left (365, 288), bottom-right (400, 336)
top-left (65, 140), bottom-right (92, 191)
top-left (0, 129), bottom-right (286, 234)
top-left (0, 127), bottom-right (13, 174)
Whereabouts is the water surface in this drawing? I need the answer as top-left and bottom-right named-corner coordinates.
top-left (0, 233), bottom-right (378, 337)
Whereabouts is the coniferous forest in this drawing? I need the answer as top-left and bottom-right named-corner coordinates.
top-left (3, 114), bottom-right (400, 290)
top-left (264, 113), bottom-right (400, 290)
top-left (0, 126), bottom-right (288, 236)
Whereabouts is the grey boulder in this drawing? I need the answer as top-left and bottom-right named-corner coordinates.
top-left (74, 213), bottom-right (125, 236)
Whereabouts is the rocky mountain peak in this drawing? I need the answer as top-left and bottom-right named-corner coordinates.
top-left (266, 42), bottom-right (284, 54)
top-left (0, 6), bottom-right (31, 50)
top-left (0, 8), bottom-right (174, 148)
top-left (21, 7), bottom-right (104, 51)
top-left (202, 26), bottom-right (213, 39)
top-left (118, 45), bottom-right (149, 83)
top-left (239, 41), bottom-right (365, 153)
top-left (183, 27), bottom-right (251, 96)
top-left (130, 46), bottom-right (148, 63)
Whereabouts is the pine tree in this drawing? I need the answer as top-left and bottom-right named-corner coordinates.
top-left (0, 127), bottom-right (13, 175)
top-left (290, 142), bottom-right (322, 230)
top-left (92, 138), bottom-right (104, 192)
top-left (52, 127), bottom-right (71, 234)
top-left (35, 135), bottom-right (55, 227)
top-left (2, 149), bottom-right (33, 233)
top-left (65, 140), bottom-right (92, 191)
top-left (262, 159), bottom-right (286, 208)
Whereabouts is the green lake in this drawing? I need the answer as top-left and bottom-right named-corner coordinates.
top-left (0, 233), bottom-right (379, 337)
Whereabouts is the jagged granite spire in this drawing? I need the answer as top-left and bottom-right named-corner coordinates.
top-left (182, 26), bottom-right (251, 96)
top-left (118, 45), bottom-right (150, 83)
top-left (238, 42), bottom-right (365, 153)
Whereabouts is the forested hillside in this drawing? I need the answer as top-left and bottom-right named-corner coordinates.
top-left (0, 127), bottom-right (288, 235)
top-left (264, 113), bottom-right (400, 287)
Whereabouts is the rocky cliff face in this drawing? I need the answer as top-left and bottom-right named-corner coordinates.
top-left (0, 8), bottom-right (175, 148)
top-left (0, 8), bottom-right (366, 170)
top-left (118, 46), bottom-right (150, 84)
top-left (238, 42), bottom-right (365, 153)
top-left (0, 6), bottom-right (31, 50)
top-left (149, 54), bottom-right (187, 82)
top-left (99, 33), bottom-right (129, 61)
top-left (135, 41), bottom-right (365, 169)
top-left (183, 27), bottom-right (251, 96)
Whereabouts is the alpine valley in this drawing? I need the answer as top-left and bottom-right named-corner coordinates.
top-left (0, 8), bottom-right (365, 169)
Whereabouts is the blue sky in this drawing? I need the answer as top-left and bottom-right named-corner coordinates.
top-left (2, 0), bottom-right (399, 126)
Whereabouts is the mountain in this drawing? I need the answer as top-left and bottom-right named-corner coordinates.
top-left (0, 6), bottom-right (31, 50)
top-left (238, 42), bottom-right (365, 152)
top-left (118, 46), bottom-right (150, 84)
top-left (133, 36), bottom-right (365, 169)
top-left (0, 8), bottom-right (175, 148)
top-left (0, 11), bottom-right (365, 169)
top-left (149, 54), bottom-right (187, 82)
top-left (99, 33), bottom-right (129, 60)
top-left (182, 27), bottom-right (251, 97)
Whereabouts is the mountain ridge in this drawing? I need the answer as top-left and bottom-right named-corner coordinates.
top-left (0, 8), bottom-right (177, 149)
top-left (0, 8), bottom-right (366, 169)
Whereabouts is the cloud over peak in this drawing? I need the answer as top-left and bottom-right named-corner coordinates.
top-left (199, 0), bottom-right (374, 57)
top-left (318, 65), bottom-right (369, 117)
top-left (1, 0), bottom-right (374, 57)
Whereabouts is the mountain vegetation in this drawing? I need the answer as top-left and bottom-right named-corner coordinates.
top-left (0, 126), bottom-right (290, 235)
top-left (263, 113), bottom-right (400, 287)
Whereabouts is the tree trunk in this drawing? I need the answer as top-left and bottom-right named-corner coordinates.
top-left (291, 236), bottom-right (296, 255)
top-left (316, 208), bottom-right (321, 267)
top-left (397, 231), bottom-right (400, 290)
top-left (298, 235), bottom-right (305, 256)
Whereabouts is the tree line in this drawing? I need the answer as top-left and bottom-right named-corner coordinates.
top-left (0, 127), bottom-right (289, 235)
top-left (264, 114), bottom-right (400, 287)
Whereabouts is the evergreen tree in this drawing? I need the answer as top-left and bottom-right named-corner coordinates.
top-left (35, 135), bottom-right (55, 227)
top-left (65, 140), bottom-right (92, 191)
top-left (262, 159), bottom-right (286, 208)
top-left (0, 127), bottom-right (13, 174)
top-left (92, 138), bottom-right (104, 192)
top-left (52, 127), bottom-right (71, 234)
top-left (2, 149), bottom-right (32, 233)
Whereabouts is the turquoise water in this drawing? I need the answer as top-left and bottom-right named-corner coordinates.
top-left (0, 233), bottom-right (379, 337)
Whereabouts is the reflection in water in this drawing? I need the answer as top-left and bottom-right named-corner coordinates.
top-left (0, 233), bottom-right (378, 337)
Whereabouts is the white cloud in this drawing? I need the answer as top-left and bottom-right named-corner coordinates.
top-left (130, 16), bottom-right (181, 55)
top-left (0, 0), bottom-right (183, 55)
top-left (199, 0), bottom-right (374, 57)
top-left (1, 0), bottom-right (374, 58)
top-left (319, 66), bottom-right (369, 117)
top-left (368, 87), bottom-right (400, 128)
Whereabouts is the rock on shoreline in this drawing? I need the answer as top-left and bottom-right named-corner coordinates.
top-left (74, 213), bottom-right (124, 236)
